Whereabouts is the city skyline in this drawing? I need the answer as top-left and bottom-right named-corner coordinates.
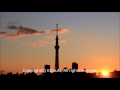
top-left (0, 12), bottom-right (119, 74)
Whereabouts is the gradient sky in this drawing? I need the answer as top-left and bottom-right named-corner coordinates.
top-left (0, 12), bottom-right (119, 74)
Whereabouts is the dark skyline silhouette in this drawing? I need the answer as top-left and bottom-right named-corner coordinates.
top-left (0, 68), bottom-right (120, 78)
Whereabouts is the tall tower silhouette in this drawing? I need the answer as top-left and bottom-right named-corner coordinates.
top-left (55, 24), bottom-right (60, 71)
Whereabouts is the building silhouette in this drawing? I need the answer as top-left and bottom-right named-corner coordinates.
top-left (72, 62), bottom-right (78, 70)
top-left (44, 64), bottom-right (50, 73)
top-left (55, 24), bottom-right (60, 71)
top-left (63, 67), bottom-right (68, 72)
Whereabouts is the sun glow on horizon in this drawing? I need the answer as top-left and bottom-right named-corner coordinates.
top-left (102, 70), bottom-right (110, 76)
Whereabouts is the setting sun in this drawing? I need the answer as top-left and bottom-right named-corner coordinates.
top-left (102, 71), bottom-right (109, 76)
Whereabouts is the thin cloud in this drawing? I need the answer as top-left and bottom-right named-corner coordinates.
top-left (7, 21), bottom-right (19, 25)
top-left (45, 29), bottom-right (51, 34)
top-left (45, 35), bottom-right (53, 39)
top-left (39, 40), bottom-right (48, 43)
top-left (0, 31), bottom-right (7, 34)
top-left (31, 42), bottom-right (37, 46)
top-left (60, 40), bottom-right (67, 43)
top-left (7, 34), bottom-right (23, 39)
top-left (4, 24), bottom-right (45, 34)
top-left (4, 21), bottom-right (19, 29)
top-left (2, 22), bottom-right (70, 46)
top-left (22, 40), bottom-right (38, 46)
top-left (22, 42), bottom-right (26, 45)
top-left (17, 29), bottom-right (45, 35)
top-left (38, 40), bottom-right (48, 46)
top-left (0, 70), bottom-right (6, 74)
top-left (2, 25), bottom-right (45, 39)
top-left (0, 31), bottom-right (8, 37)
top-left (3, 22), bottom-right (45, 39)
top-left (4, 24), bottom-right (18, 29)
top-left (51, 28), bottom-right (69, 34)
top-left (7, 30), bottom-right (44, 39)
top-left (22, 39), bottom-right (48, 47)
top-left (40, 43), bottom-right (45, 46)
top-left (51, 41), bottom-right (55, 44)
top-left (28, 40), bottom-right (37, 46)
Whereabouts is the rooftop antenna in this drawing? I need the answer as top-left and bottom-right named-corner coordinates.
top-left (56, 24), bottom-right (58, 36)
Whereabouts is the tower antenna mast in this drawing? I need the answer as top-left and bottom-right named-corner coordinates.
top-left (55, 24), bottom-right (59, 71)
top-left (56, 24), bottom-right (58, 35)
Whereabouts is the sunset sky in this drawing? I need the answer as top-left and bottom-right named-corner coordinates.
top-left (0, 12), bottom-right (119, 74)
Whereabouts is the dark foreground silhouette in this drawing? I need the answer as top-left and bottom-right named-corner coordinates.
top-left (0, 70), bottom-right (120, 88)
top-left (0, 69), bottom-right (120, 81)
